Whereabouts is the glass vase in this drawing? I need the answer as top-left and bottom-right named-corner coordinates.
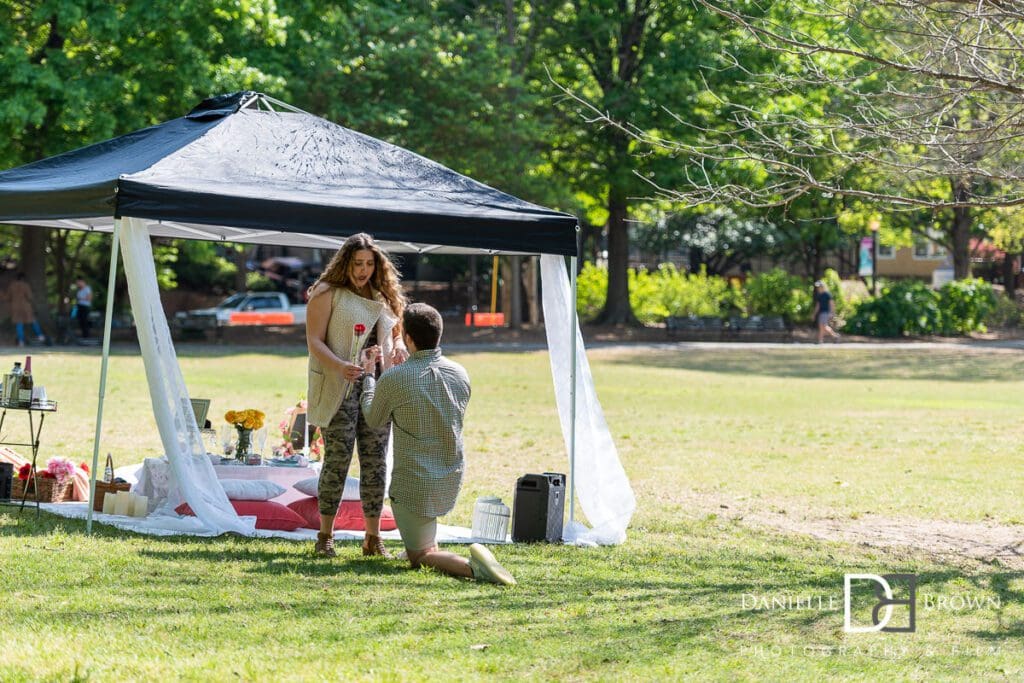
top-left (235, 427), bottom-right (254, 462)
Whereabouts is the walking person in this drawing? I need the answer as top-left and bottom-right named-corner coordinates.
top-left (812, 280), bottom-right (840, 344)
top-left (74, 277), bottom-right (93, 339)
top-left (6, 273), bottom-right (45, 347)
top-left (305, 233), bottom-right (409, 558)
top-left (359, 303), bottom-right (516, 585)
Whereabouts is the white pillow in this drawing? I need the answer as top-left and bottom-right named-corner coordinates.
top-left (294, 475), bottom-right (360, 501)
top-left (219, 479), bottom-right (287, 501)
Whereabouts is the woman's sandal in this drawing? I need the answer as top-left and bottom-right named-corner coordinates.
top-left (314, 531), bottom-right (337, 558)
top-left (362, 533), bottom-right (391, 558)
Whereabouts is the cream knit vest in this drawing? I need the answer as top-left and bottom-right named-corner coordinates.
top-left (307, 287), bottom-right (398, 427)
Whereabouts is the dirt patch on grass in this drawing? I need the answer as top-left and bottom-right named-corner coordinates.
top-left (683, 491), bottom-right (1024, 570)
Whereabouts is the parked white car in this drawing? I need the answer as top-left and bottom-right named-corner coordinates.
top-left (175, 292), bottom-right (307, 330)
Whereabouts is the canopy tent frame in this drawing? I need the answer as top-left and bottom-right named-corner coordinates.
top-left (81, 218), bottom-right (582, 534)
top-left (0, 91), bottom-right (633, 544)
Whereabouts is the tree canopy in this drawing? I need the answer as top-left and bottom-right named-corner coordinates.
top-left (3, 0), bottom-right (1022, 328)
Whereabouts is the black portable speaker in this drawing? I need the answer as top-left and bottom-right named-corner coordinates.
top-left (0, 462), bottom-right (12, 501)
top-left (511, 472), bottom-right (565, 543)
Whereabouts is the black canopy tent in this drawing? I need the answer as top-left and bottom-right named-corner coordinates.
top-left (0, 91), bottom-right (578, 255)
top-left (0, 92), bottom-right (588, 535)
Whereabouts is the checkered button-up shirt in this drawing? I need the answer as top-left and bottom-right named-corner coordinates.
top-left (360, 348), bottom-right (471, 517)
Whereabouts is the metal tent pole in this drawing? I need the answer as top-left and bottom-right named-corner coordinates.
top-left (86, 218), bottom-right (121, 533)
top-left (568, 255), bottom-right (578, 528)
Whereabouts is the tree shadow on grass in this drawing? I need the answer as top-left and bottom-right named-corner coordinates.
top-left (609, 348), bottom-right (1024, 382)
top-left (965, 570), bottom-right (1024, 639)
top-left (136, 544), bottom-right (411, 578)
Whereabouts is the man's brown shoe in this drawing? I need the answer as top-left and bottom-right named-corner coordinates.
top-left (315, 531), bottom-right (336, 558)
top-left (362, 533), bottom-right (391, 558)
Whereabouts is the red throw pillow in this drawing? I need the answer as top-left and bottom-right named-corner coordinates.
top-left (286, 496), bottom-right (397, 531)
top-left (175, 499), bottom-right (306, 531)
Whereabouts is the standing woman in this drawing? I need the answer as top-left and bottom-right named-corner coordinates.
top-left (306, 233), bottom-right (408, 558)
top-left (6, 273), bottom-right (45, 347)
top-left (812, 280), bottom-right (840, 344)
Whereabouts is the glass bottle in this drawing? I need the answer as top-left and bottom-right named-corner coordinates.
top-left (5, 362), bottom-right (22, 406)
top-left (19, 356), bottom-right (33, 407)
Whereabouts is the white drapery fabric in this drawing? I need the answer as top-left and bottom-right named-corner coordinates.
top-left (109, 222), bottom-right (628, 543)
top-left (120, 218), bottom-right (254, 534)
top-left (540, 255), bottom-right (636, 545)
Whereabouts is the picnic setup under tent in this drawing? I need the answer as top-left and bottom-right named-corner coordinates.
top-left (0, 91), bottom-right (635, 545)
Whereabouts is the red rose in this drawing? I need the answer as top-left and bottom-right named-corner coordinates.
top-left (17, 463), bottom-right (31, 480)
top-left (354, 323), bottom-right (366, 335)
top-left (40, 471), bottom-right (56, 479)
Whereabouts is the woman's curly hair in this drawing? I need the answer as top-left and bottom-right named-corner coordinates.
top-left (309, 233), bottom-right (406, 317)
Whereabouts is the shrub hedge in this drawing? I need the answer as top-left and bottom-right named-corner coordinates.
top-left (575, 264), bottom-right (997, 337)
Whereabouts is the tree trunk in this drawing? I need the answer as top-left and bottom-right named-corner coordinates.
top-left (595, 191), bottom-right (638, 325)
top-left (581, 221), bottom-right (601, 263)
top-left (1003, 252), bottom-right (1018, 299)
top-left (509, 255), bottom-right (522, 329)
top-left (233, 245), bottom-right (248, 292)
top-left (19, 227), bottom-right (52, 332)
top-left (950, 178), bottom-right (973, 279)
top-left (526, 256), bottom-right (539, 325)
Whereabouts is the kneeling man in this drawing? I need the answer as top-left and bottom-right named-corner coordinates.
top-left (359, 303), bottom-right (515, 585)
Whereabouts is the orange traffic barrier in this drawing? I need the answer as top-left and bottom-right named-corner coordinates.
top-left (229, 311), bottom-right (296, 326)
top-left (464, 312), bottom-right (505, 327)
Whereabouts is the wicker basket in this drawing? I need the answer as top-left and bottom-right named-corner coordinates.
top-left (91, 454), bottom-right (130, 512)
top-left (93, 480), bottom-right (131, 512)
top-left (12, 476), bottom-right (73, 503)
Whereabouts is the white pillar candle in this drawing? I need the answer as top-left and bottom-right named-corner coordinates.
top-left (113, 491), bottom-right (132, 516)
top-left (131, 495), bottom-right (148, 517)
top-left (101, 492), bottom-right (116, 515)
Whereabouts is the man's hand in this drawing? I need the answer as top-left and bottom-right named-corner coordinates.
top-left (391, 346), bottom-right (409, 365)
top-left (360, 345), bottom-right (381, 375)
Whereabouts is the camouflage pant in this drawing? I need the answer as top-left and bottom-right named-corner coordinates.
top-left (317, 380), bottom-right (390, 517)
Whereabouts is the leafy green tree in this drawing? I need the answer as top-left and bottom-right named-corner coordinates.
top-left (611, 1), bottom-right (1024, 281)
top-left (639, 207), bottom-right (778, 277)
top-left (0, 0), bottom-right (287, 326)
top-left (272, 1), bottom-right (562, 205)
top-left (535, 1), bottom-right (746, 323)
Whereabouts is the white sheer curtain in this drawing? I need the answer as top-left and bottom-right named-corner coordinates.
top-left (540, 255), bottom-right (635, 545)
top-left (120, 217), bottom-right (254, 535)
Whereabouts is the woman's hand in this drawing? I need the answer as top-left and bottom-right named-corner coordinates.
top-left (339, 361), bottom-right (364, 383)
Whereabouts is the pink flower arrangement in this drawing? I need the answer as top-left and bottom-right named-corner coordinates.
top-left (45, 457), bottom-right (77, 484)
top-left (274, 400), bottom-right (325, 460)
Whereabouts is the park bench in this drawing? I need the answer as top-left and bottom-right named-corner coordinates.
top-left (666, 314), bottom-right (791, 341)
top-left (665, 315), bottom-right (724, 340)
top-left (726, 315), bottom-right (792, 342)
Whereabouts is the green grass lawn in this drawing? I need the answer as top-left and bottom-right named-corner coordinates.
top-left (2, 343), bottom-right (1024, 680)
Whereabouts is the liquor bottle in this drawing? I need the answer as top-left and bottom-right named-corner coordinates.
top-left (19, 356), bottom-right (33, 407)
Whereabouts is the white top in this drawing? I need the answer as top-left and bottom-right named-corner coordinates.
top-left (76, 284), bottom-right (93, 306)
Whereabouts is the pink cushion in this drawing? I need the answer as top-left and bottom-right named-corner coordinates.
top-left (286, 496), bottom-right (397, 531)
top-left (175, 499), bottom-right (306, 531)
